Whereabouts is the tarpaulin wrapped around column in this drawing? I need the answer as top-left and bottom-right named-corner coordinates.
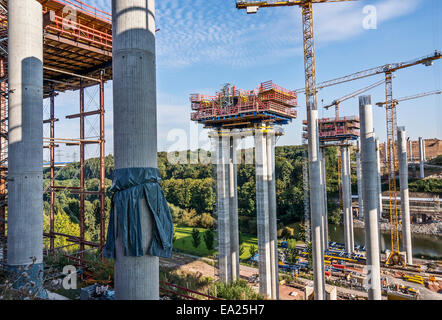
top-left (103, 167), bottom-right (173, 259)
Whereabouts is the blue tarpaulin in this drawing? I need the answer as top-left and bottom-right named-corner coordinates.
top-left (103, 167), bottom-right (173, 259)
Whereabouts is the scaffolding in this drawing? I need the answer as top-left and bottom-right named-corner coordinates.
top-left (302, 116), bottom-right (360, 143)
top-left (191, 81), bottom-right (297, 128)
top-left (0, 0), bottom-right (112, 266)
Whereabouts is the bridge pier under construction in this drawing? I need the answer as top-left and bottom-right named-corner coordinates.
top-left (193, 82), bottom-right (298, 300)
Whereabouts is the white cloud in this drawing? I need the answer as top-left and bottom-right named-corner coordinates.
top-left (313, 0), bottom-right (421, 43)
top-left (85, 0), bottom-right (420, 69)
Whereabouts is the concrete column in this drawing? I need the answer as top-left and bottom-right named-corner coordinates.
top-left (341, 145), bottom-right (354, 253)
top-left (217, 132), bottom-right (231, 283)
top-left (320, 148), bottom-right (329, 250)
top-left (356, 140), bottom-right (363, 219)
top-left (255, 128), bottom-right (272, 298)
top-left (408, 139), bottom-right (413, 162)
top-left (229, 134), bottom-right (239, 282)
top-left (359, 95), bottom-right (382, 300)
top-left (398, 128), bottom-right (413, 265)
top-left (7, 0), bottom-right (45, 296)
top-left (112, 0), bottom-right (158, 299)
top-left (419, 137), bottom-right (425, 178)
top-left (266, 129), bottom-right (279, 299)
top-left (307, 104), bottom-right (325, 300)
top-left (376, 139), bottom-right (383, 221)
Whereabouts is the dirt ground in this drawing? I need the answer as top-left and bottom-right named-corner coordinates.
top-left (160, 252), bottom-right (305, 300)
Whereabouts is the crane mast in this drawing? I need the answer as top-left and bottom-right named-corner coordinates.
top-left (299, 51), bottom-right (441, 265)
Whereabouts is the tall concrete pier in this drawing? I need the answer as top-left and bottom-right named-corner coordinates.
top-left (359, 96), bottom-right (382, 300)
top-left (398, 128), bottom-right (413, 265)
top-left (376, 139), bottom-right (383, 221)
top-left (419, 137), bottom-right (425, 179)
top-left (254, 128), bottom-right (272, 298)
top-left (229, 135), bottom-right (240, 282)
top-left (266, 130), bottom-right (279, 299)
top-left (216, 132), bottom-right (232, 283)
top-left (356, 140), bottom-right (363, 219)
top-left (112, 0), bottom-right (159, 299)
top-left (307, 103), bottom-right (325, 300)
top-left (7, 0), bottom-right (45, 295)
top-left (341, 145), bottom-right (354, 253)
top-left (320, 148), bottom-right (329, 250)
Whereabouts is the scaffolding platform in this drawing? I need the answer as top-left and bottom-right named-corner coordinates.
top-left (0, 0), bottom-right (111, 264)
top-left (190, 81), bottom-right (297, 128)
top-left (302, 116), bottom-right (360, 143)
top-left (0, 0), bottom-right (112, 96)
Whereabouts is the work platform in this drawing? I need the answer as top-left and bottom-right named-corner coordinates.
top-left (302, 116), bottom-right (360, 144)
top-left (190, 81), bottom-right (298, 128)
top-left (0, 0), bottom-right (112, 264)
top-left (0, 0), bottom-right (112, 96)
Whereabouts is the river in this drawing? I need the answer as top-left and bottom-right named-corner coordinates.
top-left (328, 224), bottom-right (442, 258)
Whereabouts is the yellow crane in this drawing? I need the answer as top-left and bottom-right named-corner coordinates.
top-left (297, 51), bottom-right (441, 265)
top-left (376, 89), bottom-right (442, 108)
top-left (323, 79), bottom-right (386, 216)
top-left (236, 0), bottom-right (356, 111)
top-left (324, 79), bottom-right (386, 119)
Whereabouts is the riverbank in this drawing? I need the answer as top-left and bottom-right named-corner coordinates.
top-left (353, 219), bottom-right (441, 236)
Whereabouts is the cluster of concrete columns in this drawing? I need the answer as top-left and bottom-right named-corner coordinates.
top-left (214, 126), bottom-right (279, 300)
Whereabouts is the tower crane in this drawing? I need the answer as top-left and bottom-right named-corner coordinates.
top-left (297, 50), bottom-right (441, 265)
top-left (236, 0), bottom-right (356, 299)
top-left (322, 79), bottom-right (386, 218)
top-left (324, 79), bottom-right (386, 119)
top-left (376, 89), bottom-right (441, 107)
top-left (236, 0), bottom-right (355, 108)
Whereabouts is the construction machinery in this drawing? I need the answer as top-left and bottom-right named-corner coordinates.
top-left (296, 51), bottom-right (442, 265)
top-left (324, 79), bottom-right (386, 119)
top-left (376, 89), bottom-right (442, 108)
top-left (236, 3), bottom-right (356, 281)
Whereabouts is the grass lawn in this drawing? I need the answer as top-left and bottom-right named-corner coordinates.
top-left (173, 225), bottom-right (302, 260)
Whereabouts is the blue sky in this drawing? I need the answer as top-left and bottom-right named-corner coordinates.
top-left (47, 0), bottom-right (441, 161)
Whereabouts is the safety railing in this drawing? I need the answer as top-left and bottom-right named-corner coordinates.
top-left (52, 0), bottom-right (111, 24)
top-left (45, 13), bottom-right (112, 51)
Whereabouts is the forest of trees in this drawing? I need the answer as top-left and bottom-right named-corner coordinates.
top-left (43, 144), bottom-right (441, 247)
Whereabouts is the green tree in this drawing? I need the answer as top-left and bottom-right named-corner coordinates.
top-left (191, 228), bottom-right (201, 249)
top-left (249, 244), bottom-right (257, 257)
top-left (281, 226), bottom-right (294, 239)
top-left (239, 244), bottom-right (245, 258)
top-left (203, 229), bottom-right (214, 251)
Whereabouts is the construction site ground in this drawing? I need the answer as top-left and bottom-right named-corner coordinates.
top-left (159, 252), bottom-right (375, 300)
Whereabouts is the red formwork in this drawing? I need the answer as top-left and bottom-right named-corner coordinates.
top-left (190, 81), bottom-right (297, 127)
top-left (302, 116), bottom-right (360, 141)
